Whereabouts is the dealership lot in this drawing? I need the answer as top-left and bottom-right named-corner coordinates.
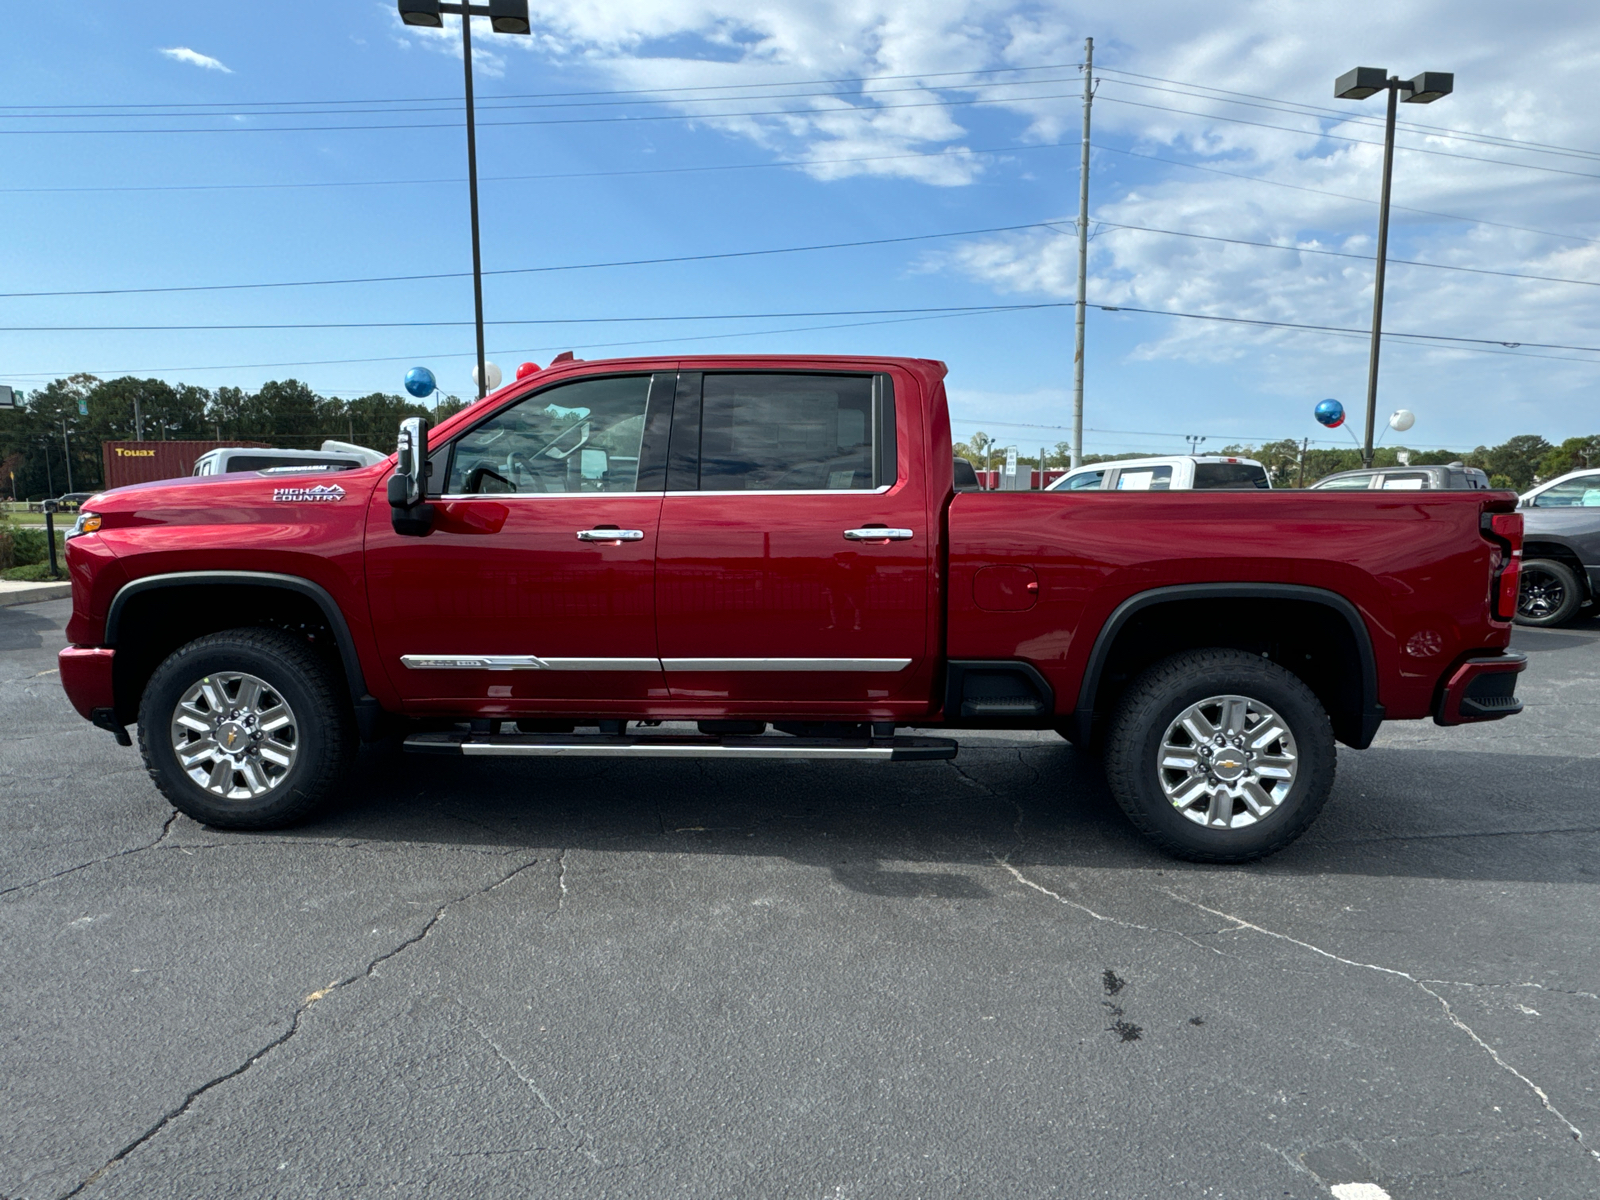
top-left (2, 598), bottom-right (1597, 1199)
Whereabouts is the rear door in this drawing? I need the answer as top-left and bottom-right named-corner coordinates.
top-left (653, 369), bottom-right (934, 711)
top-left (366, 371), bottom-right (675, 708)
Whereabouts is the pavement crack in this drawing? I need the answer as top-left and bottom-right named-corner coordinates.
top-left (556, 848), bottom-right (569, 911)
top-left (459, 1006), bottom-right (603, 1166)
top-left (55, 857), bottom-right (541, 1198)
top-left (1416, 979), bottom-right (1600, 1003)
top-left (1168, 890), bottom-right (1600, 1167)
top-left (995, 859), bottom-right (1228, 956)
top-left (1, 809), bottom-right (181, 899)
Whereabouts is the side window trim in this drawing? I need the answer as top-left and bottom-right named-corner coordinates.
top-left (873, 373), bottom-right (897, 488)
top-left (665, 371), bottom-right (703, 492)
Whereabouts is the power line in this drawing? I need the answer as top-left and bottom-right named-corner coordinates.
top-left (1095, 75), bottom-right (1600, 166)
top-left (1088, 143), bottom-right (1600, 247)
top-left (1094, 94), bottom-right (1600, 184)
top-left (0, 61), bottom-right (1085, 111)
top-left (0, 83), bottom-right (1090, 136)
top-left (1076, 221), bottom-right (1600, 290)
top-left (0, 220), bottom-right (1066, 300)
top-left (9, 301), bottom-right (1600, 356)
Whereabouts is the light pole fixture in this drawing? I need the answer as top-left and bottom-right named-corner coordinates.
top-left (1335, 66), bottom-right (1453, 467)
top-left (397, 0), bottom-right (531, 399)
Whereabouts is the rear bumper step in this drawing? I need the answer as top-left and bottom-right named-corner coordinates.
top-left (404, 731), bottom-right (958, 761)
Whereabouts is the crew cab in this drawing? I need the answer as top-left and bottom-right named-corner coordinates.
top-left (56, 355), bottom-right (1526, 862)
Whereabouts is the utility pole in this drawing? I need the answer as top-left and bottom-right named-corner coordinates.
top-left (1070, 36), bottom-right (1094, 470)
top-left (1297, 437), bottom-right (1309, 488)
top-left (134, 396), bottom-right (144, 442)
top-left (458, 7), bottom-right (488, 401)
top-left (60, 417), bottom-right (73, 494)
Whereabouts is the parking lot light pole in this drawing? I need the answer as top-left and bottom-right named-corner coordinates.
top-left (1335, 67), bottom-right (1453, 467)
top-left (398, 0), bottom-right (531, 399)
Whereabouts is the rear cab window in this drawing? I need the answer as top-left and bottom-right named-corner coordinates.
top-left (1379, 472), bottom-right (1430, 490)
top-left (1054, 469), bottom-right (1105, 490)
top-left (1193, 462), bottom-right (1269, 490)
top-left (1317, 473), bottom-right (1375, 490)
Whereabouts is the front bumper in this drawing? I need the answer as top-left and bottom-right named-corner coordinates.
top-left (1434, 651), bottom-right (1527, 725)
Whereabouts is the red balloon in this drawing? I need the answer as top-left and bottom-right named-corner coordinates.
top-left (516, 361), bottom-right (541, 380)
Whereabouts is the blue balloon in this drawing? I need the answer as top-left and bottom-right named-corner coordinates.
top-left (1314, 398), bottom-right (1345, 428)
top-left (404, 366), bottom-right (437, 398)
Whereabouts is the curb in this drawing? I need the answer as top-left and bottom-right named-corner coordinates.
top-left (0, 582), bottom-right (73, 608)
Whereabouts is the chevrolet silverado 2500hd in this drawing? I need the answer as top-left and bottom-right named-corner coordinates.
top-left (58, 355), bottom-right (1526, 861)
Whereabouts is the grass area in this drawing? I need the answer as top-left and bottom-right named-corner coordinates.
top-left (1, 562), bottom-right (62, 582)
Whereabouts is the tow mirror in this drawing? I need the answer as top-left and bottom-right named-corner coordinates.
top-left (388, 416), bottom-right (435, 536)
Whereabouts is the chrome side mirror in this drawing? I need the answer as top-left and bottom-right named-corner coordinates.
top-left (387, 416), bottom-right (435, 536)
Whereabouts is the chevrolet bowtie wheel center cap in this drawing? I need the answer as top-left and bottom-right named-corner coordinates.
top-left (170, 672), bottom-right (300, 801)
top-left (1157, 694), bottom-right (1299, 830)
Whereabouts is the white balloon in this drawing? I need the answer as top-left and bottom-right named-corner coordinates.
top-left (1389, 408), bottom-right (1416, 432)
top-left (472, 361), bottom-right (503, 392)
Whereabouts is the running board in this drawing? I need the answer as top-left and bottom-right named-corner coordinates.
top-left (404, 730), bottom-right (958, 761)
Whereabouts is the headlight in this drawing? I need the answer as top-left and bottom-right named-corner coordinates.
top-left (66, 511), bottom-right (102, 539)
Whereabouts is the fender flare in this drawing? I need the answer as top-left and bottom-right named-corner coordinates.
top-left (1071, 582), bottom-right (1384, 749)
top-left (105, 571), bottom-right (379, 727)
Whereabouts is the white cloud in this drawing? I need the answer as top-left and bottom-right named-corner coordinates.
top-left (158, 46), bottom-right (233, 73)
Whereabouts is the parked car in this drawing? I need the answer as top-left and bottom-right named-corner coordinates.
top-left (1310, 463), bottom-right (1491, 491)
top-left (191, 440), bottom-right (386, 476)
top-left (1515, 467), bottom-right (1600, 626)
top-left (52, 492), bottom-right (97, 512)
top-left (59, 355), bottom-right (1524, 863)
top-left (1046, 455), bottom-right (1271, 492)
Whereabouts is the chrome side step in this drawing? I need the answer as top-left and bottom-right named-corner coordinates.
top-left (404, 731), bottom-right (958, 762)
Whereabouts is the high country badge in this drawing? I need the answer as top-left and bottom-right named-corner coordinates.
top-left (272, 483), bottom-right (347, 503)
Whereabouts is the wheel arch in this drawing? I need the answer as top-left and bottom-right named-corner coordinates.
top-left (1071, 583), bottom-right (1383, 751)
top-left (1521, 540), bottom-right (1593, 601)
top-left (105, 571), bottom-right (382, 736)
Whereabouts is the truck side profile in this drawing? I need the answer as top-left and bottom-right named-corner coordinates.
top-left (58, 355), bottom-right (1527, 861)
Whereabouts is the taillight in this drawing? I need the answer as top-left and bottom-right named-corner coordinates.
top-left (1484, 511), bottom-right (1523, 621)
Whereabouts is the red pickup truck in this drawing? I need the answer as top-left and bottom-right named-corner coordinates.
top-left (57, 355), bottom-right (1526, 861)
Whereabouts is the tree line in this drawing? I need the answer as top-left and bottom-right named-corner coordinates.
top-left (0, 374), bottom-right (465, 499)
top-left (954, 430), bottom-right (1600, 490)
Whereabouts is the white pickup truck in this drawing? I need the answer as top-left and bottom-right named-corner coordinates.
top-left (1047, 455), bottom-right (1272, 492)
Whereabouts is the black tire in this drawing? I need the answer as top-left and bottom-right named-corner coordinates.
top-left (1103, 649), bottom-right (1336, 863)
top-left (1515, 559), bottom-right (1583, 627)
top-left (138, 628), bottom-right (355, 830)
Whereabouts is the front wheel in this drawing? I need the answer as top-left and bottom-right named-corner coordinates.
top-left (1103, 649), bottom-right (1336, 862)
top-left (1515, 559), bottom-right (1583, 627)
top-left (138, 628), bottom-right (355, 830)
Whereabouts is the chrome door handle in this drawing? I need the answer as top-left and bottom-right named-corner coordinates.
top-left (577, 528), bottom-right (645, 542)
top-left (843, 527), bottom-right (914, 541)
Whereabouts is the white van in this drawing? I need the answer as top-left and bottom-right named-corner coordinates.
top-left (192, 440), bottom-right (387, 477)
top-left (1046, 455), bottom-right (1272, 492)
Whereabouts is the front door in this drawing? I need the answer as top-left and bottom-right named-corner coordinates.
top-left (366, 371), bottom-right (675, 711)
top-left (653, 369), bottom-right (935, 715)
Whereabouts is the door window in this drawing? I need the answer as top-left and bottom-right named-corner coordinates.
top-left (446, 375), bottom-right (652, 494)
top-left (695, 374), bottom-right (891, 491)
top-left (1316, 473), bottom-right (1375, 490)
top-left (1056, 469), bottom-right (1105, 490)
top-left (1532, 474), bottom-right (1600, 507)
top-left (1115, 465), bottom-right (1173, 491)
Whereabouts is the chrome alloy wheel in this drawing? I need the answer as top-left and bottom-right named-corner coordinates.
top-left (1156, 694), bottom-right (1298, 829)
top-left (169, 672), bottom-right (299, 800)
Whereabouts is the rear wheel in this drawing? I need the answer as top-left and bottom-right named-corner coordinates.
top-left (1515, 559), bottom-right (1582, 627)
top-left (138, 628), bottom-right (355, 830)
top-left (1103, 649), bottom-right (1336, 862)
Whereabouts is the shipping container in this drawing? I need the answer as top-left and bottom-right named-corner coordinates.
top-left (101, 441), bottom-right (270, 490)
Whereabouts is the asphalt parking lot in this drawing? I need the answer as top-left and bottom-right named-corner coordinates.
top-left (3, 598), bottom-right (1598, 1200)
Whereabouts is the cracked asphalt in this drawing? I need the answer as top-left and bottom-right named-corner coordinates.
top-left (3, 597), bottom-right (1598, 1199)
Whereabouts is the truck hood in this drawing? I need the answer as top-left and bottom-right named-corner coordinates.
top-left (83, 463), bottom-right (389, 520)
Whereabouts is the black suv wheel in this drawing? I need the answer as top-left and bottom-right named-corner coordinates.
top-left (138, 628), bottom-right (354, 830)
top-left (1103, 649), bottom-right (1336, 862)
top-left (1515, 558), bottom-right (1583, 627)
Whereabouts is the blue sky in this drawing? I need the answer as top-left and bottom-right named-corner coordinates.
top-left (2, 0), bottom-right (1597, 457)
